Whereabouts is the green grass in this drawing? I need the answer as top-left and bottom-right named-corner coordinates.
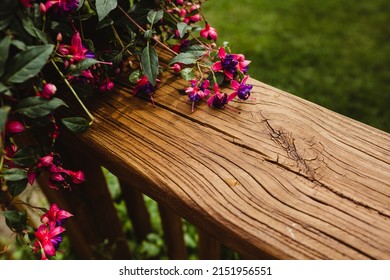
top-left (203, 0), bottom-right (389, 132)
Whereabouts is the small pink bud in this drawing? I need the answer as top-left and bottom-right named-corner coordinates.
top-left (6, 120), bottom-right (25, 134)
top-left (41, 83), bottom-right (57, 98)
top-left (176, 0), bottom-right (184, 5)
top-left (179, 8), bottom-right (187, 17)
top-left (39, 2), bottom-right (46, 14)
top-left (172, 63), bottom-right (181, 73)
top-left (71, 171), bottom-right (85, 184)
top-left (38, 155), bottom-right (53, 168)
top-left (56, 33), bottom-right (62, 42)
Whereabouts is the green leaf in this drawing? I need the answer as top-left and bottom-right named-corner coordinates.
top-left (1, 168), bottom-right (27, 181)
top-left (129, 70), bottom-right (141, 84)
top-left (169, 52), bottom-right (196, 65)
top-left (147, 10), bottom-right (164, 25)
top-left (5, 44), bottom-right (54, 84)
top-left (177, 22), bottom-right (192, 38)
top-left (141, 45), bottom-right (159, 86)
top-left (182, 45), bottom-right (206, 58)
top-left (0, 105), bottom-right (10, 133)
top-left (68, 58), bottom-right (99, 76)
top-left (180, 68), bottom-right (195, 81)
top-left (16, 97), bottom-right (68, 118)
top-left (12, 146), bottom-right (39, 167)
top-left (0, 36), bottom-right (11, 78)
top-left (1, 210), bottom-right (28, 233)
top-left (96, 0), bottom-right (118, 21)
top-left (62, 117), bottom-right (90, 133)
top-left (0, 0), bottom-right (17, 31)
top-left (7, 179), bottom-right (28, 197)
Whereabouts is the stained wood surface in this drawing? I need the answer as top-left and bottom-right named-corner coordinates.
top-left (64, 50), bottom-right (390, 259)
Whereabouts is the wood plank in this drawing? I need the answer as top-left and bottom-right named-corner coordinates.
top-left (158, 204), bottom-right (188, 259)
top-left (198, 228), bottom-right (220, 260)
top-left (119, 179), bottom-right (152, 241)
top-left (60, 50), bottom-right (390, 259)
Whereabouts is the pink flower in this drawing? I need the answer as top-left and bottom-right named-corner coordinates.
top-left (33, 224), bottom-right (65, 258)
top-left (212, 47), bottom-right (251, 80)
top-left (45, 0), bottom-right (79, 14)
top-left (172, 63), bottom-right (182, 73)
top-left (200, 23), bottom-right (218, 41)
top-left (41, 204), bottom-right (73, 228)
top-left (69, 170), bottom-right (85, 184)
top-left (227, 75), bottom-right (253, 102)
top-left (41, 83), bottom-right (57, 98)
top-left (5, 120), bottom-right (25, 134)
top-left (185, 79), bottom-right (211, 112)
top-left (207, 83), bottom-right (228, 109)
top-left (58, 31), bottom-right (95, 64)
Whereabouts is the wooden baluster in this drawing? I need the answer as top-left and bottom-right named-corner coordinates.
top-left (158, 204), bottom-right (188, 260)
top-left (40, 142), bottom-right (131, 259)
top-left (198, 228), bottom-right (221, 260)
top-left (119, 180), bottom-right (152, 241)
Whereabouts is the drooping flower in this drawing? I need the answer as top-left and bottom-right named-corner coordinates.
top-left (227, 75), bottom-right (253, 102)
top-left (207, 83), bottom-right (228, 109)
top-left (33, 224), bottom-right (65, 259)
top-left (185, 79), bottom-right (211, 112)
top-left (200, 23), bottom-right (218, 41)
top-left (45, 0), bottom-right (79, 14)
top-left (41, 203), bottom-right (73, 228)
top-left (212, 47), bottom-right (251, 80)
top-left (133, 76), bottom-right (158, 106)
top-left (58, 31), bottom-right (95, 64)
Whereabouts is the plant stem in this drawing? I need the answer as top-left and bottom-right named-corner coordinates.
top-left (117, 5), bottom-right (178, 56)
top-left (50, 60), bottom-right (95, 124)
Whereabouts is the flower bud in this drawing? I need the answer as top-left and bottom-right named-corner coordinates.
top-left (172, 63), bottom-right (182, 73)
top-left (41, 83), bottom-right (57, 98)
top-left (6, 120), bottom-right (25, 134)
top-left (71, 171), bottom-right (85, 184)
top-left (39, 2), bottom-right (46, 14)
top-left (38, 155), bottom-right (54, 168)
top-left (56, 33), bottom-right (62, 43)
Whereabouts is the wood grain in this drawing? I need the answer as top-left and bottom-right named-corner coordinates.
top-left (61, 50), bottom-right (390, 259)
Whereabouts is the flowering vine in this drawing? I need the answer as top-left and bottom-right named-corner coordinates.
top-left (0, 0), bottom-right (254, 259)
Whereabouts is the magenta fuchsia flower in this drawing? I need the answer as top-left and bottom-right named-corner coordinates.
top-left (185, 79), bottom-right (211, 112)
top-left (41, 204), bottom-right (73, 228)
top-left (200, 23), bottom-right (218, 41)
top-left (227, 75), bottom-right (253, 102)
top-left (133, 76), bottom-right (158, 106)
top-left (45, 0), bottom-right (79, 14)
top-left (212, 47), bottom-right (251, 80)
top-left (207, 83), bottom-right (228, 109)
top-left (58, 31), bottom-right (94, 63)
top-left (5, 120), bottom-right (25, 134)
top-left (183, 5), bottom-right (202, 24)
top-left (33, 224), bottom-right (65, 259)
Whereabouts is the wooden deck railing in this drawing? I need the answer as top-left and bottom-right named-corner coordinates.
top-left (38, 50), bottom-right (390, 260)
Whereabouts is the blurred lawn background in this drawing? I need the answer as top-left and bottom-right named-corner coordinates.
top-left (203, 0), bottom-right (389, 132)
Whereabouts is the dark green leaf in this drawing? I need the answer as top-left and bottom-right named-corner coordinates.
top-left (0, 0), bottom-right (17, 31)
top-left (144, 30), bottom-right (154, 40)
top-left (141, 45), bottom-right (159, 86)
top-left (62, 117), bottom-right (90, 133)
top-left (147, 10), bottom-right (164, 25)
top-left (0, 36), bottom-right (11, 77)
top-left (7, 179), bottom-right (28, 197)
top-left (207, 72), bottom-right (225, 86)
top-left (12, 146), bottom-right (39, 167)
top-left (1, 168), bottom-right (27, 181)
top-left (169, 52), bottom-right (196, 65)
top-left (1, 210), bottom-right (27, 233)
top-left (0, 83), bottom-right (10, 96)
top-left (5, 44), bottom-right (54, 84)
top-left (11, 39), bottom-right (27, 51)
top-left (68, 58), bottom-right (99, 76)
top-left (177, 22), bottom-right (191, 38)
top-left (0, 105), bottom-right (10, 133)
top-left (96, 0), bottom-right (118, 21)
top-left (16, 97), bottom-right (68, 118)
